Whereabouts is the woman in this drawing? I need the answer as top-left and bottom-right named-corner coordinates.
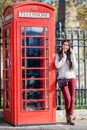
top-left (55, 40), bottom-right (77, 125)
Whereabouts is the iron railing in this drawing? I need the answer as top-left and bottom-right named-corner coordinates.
top-left (0, 24), bottom-right (87, 109)
top-left (56, 23), bottom-right (87, 109)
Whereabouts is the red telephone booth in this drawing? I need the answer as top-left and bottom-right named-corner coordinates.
top-left (2, 1), bottom-right (56, 126)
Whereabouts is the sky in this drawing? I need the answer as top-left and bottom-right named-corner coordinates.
top-left (45, 0), bottom-right (52, 3)
top-left (45, 0), bottom-right (59, 3)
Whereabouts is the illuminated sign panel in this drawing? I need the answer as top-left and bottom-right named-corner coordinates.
top-left (4, 13), bottom-right (13, 21)
top-left (19, 12), bottom-right (50, 18)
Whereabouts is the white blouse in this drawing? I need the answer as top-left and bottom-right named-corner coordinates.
top-left (55, 51), bottom-right (78, 79)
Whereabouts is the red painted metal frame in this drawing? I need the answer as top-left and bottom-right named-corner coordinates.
top-left (2, 2), bottom-right (56, 126)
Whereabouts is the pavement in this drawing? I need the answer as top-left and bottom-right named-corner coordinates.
top-left (0, 109), bottom-right (87, 130)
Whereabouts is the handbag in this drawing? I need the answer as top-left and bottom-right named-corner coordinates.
top-left (58, 78), bottom-right (68, 89)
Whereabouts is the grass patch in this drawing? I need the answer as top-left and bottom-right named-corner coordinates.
top-left (75, 106), bottom-right (87, 109)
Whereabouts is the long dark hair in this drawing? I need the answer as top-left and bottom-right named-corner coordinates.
top-left (58, 40), bottom-right (73, 70)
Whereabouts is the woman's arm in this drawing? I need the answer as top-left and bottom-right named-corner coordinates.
top-left (71, 51), bottom-right (78, 69)
top-left (55, 53), bottom-right (67, 69)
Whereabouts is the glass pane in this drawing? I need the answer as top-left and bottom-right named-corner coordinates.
top-left (46, 100), bottom-right (49, 109)
top-left (26, 59), bottom-right (40, 68)
top-left (22, 70), bottom-right (25, 78)
top-left (6, 80), bottom-right (9, 89)
top-left (5, 29), bottom-right (9, 37)
top-left (22, 102), bottom-right (26, 110)
top-left (22, 59), bottom-right (25, 67)
top-left (22, 38), bottom-right (24, 46)
top-left (46, 48), bottom-right (48, 57)
top-left (5, 50), bottom-right (9, 58)
top-left (45, 27), bottom-right (48, 36)
top-left (46, 90), bottom-right (49, 99)
top-left (5, 44), bottom-right (9, 48)
top-left (5, 39), bottom-right (9, 48)
top-left (22, 91), bottom-right (25, 99)
top-left (26, 70), bottom-right (40, 78)
top-left (5, 39), bottom-right (9, 44)
top-left (26, 80), bottom-right (40, 89)
top-left (6, 91), bottom-right (9, 99)
top-left (26, 48), bottom-right (42, 57)
top-left (22, 48), bottom-right (25, 57)
top-left (22, 80), bottom-right (25, 89)
top-left (6, 70), bottom-right (9, 78)
top-left (26, 101), bottom-right (42, 110)
top-left (46, 70), bottom-right (48, 78)
top-left (46, 60), bottom-right (48, 67)
top-left (46, 38), bottom-right (48, 46)
top-left (27, 90), bottom-right (41, 99)
top-left (46, 80), bottom-right (49, 88)
top-left (22, 27), bottom-right (24, 35)
top-left (6, 101), bottom-right (9, 109)
top-left (5, 59), bottom-right (9, 68)
top-left (26, 27), bottom-right (44, 36)
top-left (26, 37), bottom-right (41, 46)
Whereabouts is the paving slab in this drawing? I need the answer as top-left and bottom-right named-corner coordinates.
top-left (0, 110), bottom-right (87, 130)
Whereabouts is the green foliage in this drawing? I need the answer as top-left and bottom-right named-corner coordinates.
top-left (0, 0), bottom-right (46, 26)
top-left (0, 0), bottom-right (55, 23)
top-left (66, 0), bottom-right (71, 7)
top-left (77, 5), bottom-right (87, 30)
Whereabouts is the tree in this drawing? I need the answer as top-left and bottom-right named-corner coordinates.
top-left (0, 0), bottom-right (57, 28)
top-left (34, 0), bottom-right (44, 2)
top-left (77, 5), bottom-right (87, 30)
top-left (0, 0), bottom-right (45, 26)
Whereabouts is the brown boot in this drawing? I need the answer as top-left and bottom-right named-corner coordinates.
top-left (66, 114), bottom-right (70, 124)
top-left (68, 115), bottom-right (75, 125)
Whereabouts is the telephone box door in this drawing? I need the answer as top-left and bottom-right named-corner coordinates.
top-left (16, 22), bottom-right (56, 125)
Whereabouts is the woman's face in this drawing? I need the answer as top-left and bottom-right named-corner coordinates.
top-left (62, 41), bottom-right (70, 52)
